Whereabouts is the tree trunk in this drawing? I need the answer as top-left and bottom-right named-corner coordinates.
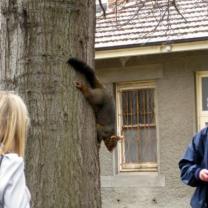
top-left (0, 0), bottom-right (101, 208)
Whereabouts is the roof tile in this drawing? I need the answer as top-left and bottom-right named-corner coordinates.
top-left (95, 0), bottom-right (208, 49)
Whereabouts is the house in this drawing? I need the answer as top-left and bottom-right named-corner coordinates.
top-left (95, 0), bottom-right (208, 207)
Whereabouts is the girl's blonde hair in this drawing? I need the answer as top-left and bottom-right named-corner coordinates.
top-left (0, 91), bottom-right (30, 157)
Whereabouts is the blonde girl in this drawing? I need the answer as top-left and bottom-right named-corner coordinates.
top-left (0, 91), bottom-right (31, 208)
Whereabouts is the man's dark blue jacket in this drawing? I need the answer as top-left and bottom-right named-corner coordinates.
top-left (179, 127), bottom-right (208, 208)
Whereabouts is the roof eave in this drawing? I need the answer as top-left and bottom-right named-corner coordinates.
top-left (95, 38), bottom-right (208, 60)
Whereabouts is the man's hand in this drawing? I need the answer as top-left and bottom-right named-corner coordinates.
top-left (199, 169), bottom-right (208, 182)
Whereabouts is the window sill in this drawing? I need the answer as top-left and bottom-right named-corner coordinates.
top-left (101, 174), bottom-right (165, 188)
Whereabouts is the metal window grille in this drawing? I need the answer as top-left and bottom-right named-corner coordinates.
top-left (119, 88), bottom-right (157, 171)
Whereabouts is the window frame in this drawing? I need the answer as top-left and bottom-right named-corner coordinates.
top-left (116, 81), bottom-right (158, 172)
top-left (196, 71), bottom-right (208, 130)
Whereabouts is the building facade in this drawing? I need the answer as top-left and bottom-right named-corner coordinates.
top-left (95, 1), bottom-right (208, 207)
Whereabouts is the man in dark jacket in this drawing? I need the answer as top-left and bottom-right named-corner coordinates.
top-left (179, 127), bottom-right (208, 208)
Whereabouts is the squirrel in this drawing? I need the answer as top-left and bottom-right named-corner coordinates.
top-left (67, 58), bottom-right (121, 152)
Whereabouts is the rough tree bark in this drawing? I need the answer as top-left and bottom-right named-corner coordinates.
top-left (0, 0), bottom-right (101, 208)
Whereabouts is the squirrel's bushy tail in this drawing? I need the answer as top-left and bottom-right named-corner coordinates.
top-left (67, 58), bottom-right (102, 89)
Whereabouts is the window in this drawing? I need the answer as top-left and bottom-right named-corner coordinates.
top-left (196, 71), bottom-right (208, 130)
top-left (116, 81), bottom-right (158, 172)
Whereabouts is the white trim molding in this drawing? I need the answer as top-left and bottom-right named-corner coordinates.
top-left (95, 40), bottom-right (208, 60)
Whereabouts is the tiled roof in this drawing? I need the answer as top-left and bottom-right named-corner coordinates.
top-left (95, 0), bottom-right (208, 49)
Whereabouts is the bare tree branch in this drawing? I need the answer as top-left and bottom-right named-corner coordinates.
top-left (98, 0), bottom-right (207, 41)
top-left (115, 1), bottom-right (145, 28)
top-left (172, 0), bottom-right (188, 22)
top-left (98, 0), bottom-right (106, 17)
